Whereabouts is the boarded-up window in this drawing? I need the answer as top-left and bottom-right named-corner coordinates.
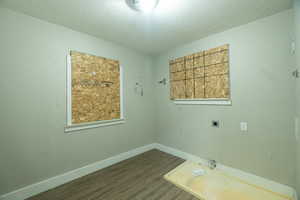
top-left (66, 51), bottom-right (124, 131)
top-left (170, 44), bottom-right (230, 100)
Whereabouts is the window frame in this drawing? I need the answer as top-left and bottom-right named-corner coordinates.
top-left (173, 99), bottom-right (232, 105)
top-left (169, 44), bottom-right (232, 106)
top-left (65, 50), bottom-right (125, 133)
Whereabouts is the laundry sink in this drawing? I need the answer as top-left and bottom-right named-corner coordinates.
top-left (164, 161), bottom-right (293, 200)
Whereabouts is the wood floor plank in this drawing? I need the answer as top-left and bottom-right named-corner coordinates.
top-left (26, 150), bottom-right (198, 200)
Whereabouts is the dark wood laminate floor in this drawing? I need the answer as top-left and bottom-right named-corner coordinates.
top-left (27, 150), bottom-right (198, 200)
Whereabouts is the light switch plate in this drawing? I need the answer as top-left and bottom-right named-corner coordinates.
top-left (240, 122), bottom-right (248, 132)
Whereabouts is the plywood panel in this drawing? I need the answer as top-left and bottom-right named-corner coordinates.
top-left (205, 74), bottom-right (229, 98)
top-left (194, 78), bottom-right (205, 98)
top-left (170, 58), bottom-right (185, 72)
top-left (185, 55), bottom-right (194, 69)
top-left (205, 45), bottom-right (229, 66)
top-left (169, 60), bottom-right (177, 73)
top-left (204, 54), bottom-right (214, 66)
top-left (186, 69), bottom-right (194, 79)
top-left (205, 63), bottom-right (229, 77)
top-left (217, 50), bottom-right (229, 63)
top-left (171, 80), bottom-right (186, 99)
top-left (169, 44), bottom-right (230, 100)
top-left (194, 67), bottom-right (205, 78)
top-left (194, 56), bottom-right (204, 68)
top-left (71, 51), bottom-right (120, 124)
top-left (186, 79), bottom-right (194, 99)
top-left (171, 71), bottom-right (186, 81)
top-left (220, 44), bottom-right (229, 51)
top-left (194, 51), bottom-right (204, 57)
top-left (204, 44), bottom-right (229, 55)
top-left (175, 58), bottom-right (185, 72)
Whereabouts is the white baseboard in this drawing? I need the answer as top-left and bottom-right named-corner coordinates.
top-left (155, 143), bottom-right (298, 200)
top-left (1, 143), bottom-right (297, 200)
top-left (0, 143), bottom-right (156, 200)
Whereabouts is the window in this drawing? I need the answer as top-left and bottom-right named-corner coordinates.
top-left (65, 51), bottom-right (124, 132)
top-left (169, 44), bottom-right (231, 105)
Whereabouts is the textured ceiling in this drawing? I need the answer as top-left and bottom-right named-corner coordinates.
top-left (0, 0), bottom-right (292, 55)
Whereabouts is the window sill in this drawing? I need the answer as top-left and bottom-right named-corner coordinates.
top-left (174, 99), bottom-right (232, 105)
top-left (65, 119), bottom-right (125, 133)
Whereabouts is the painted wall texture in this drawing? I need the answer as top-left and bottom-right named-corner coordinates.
top-left (0, 4), bottom-right (298, 197)
top-left (153, 10), bottom-right (296, 187)
top-left (0, 8), bottom-right (155, 195)
top-left (294, 0), bottom-right (300, 195)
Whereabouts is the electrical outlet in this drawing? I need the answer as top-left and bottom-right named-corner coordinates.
top-left (240, 122), bottom-right (248, 132)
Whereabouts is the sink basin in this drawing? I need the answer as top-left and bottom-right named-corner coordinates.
top-left (164, 161), bottom-right (292, 200)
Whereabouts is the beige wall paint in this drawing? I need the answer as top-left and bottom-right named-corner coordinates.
top-left (153, 10), bottom-right (296, 187)
top-left (295, 0), bottom-right (300, 195)
top-left (0, 8), bottom-right (155, 195)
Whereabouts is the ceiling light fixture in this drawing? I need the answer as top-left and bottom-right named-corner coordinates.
top-left (126, 0), bottom-right (159, 13)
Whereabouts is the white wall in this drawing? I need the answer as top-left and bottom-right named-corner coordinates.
top-left (0, 8), bottom-right (155, 195)
top-left (153, 9), bottom-right (296, 187)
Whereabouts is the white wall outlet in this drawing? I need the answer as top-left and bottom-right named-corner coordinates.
top-left (240, 122), bottom-right (248, 132)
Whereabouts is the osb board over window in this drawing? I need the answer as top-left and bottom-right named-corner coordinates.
top-left (71, 51), bottom-right (120, 124)
top-left (169, 44), bottom-right (230, 100)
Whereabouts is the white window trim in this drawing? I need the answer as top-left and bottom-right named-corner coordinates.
top-left (174, 99), bottom-right (232, 105)
top-left (65, 51), bottom-right (125, 133)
